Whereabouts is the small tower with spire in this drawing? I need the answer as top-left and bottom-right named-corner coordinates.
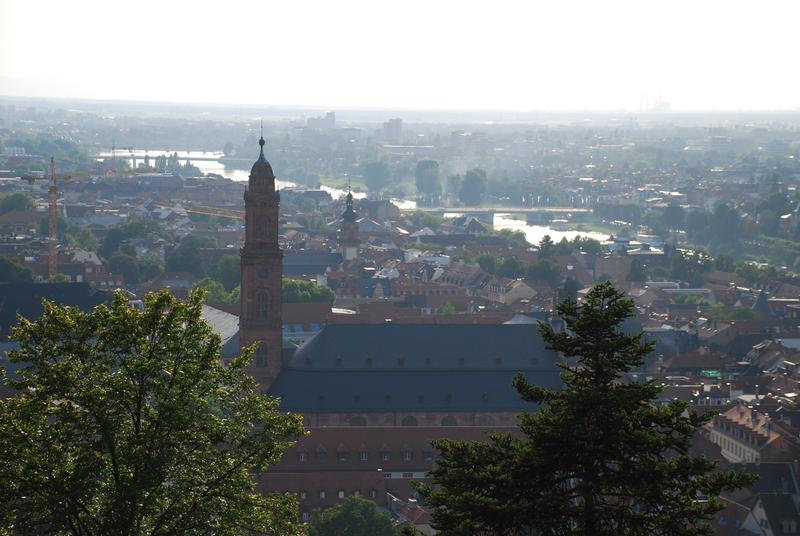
top-left (338, 183), bottom-right (360, 261)
top-left (239, 129), bottom-right (283, 389)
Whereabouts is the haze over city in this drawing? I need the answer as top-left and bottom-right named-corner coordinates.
top-left (3, 0), bottom-right (800, 111)
top-left (4, 1), bottom-right (800, 534)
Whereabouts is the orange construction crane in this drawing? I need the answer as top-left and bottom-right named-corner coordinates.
top-left (21, 157), bottom-right (71, 278)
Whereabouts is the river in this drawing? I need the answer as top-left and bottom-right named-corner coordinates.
top-left (96, 150), bottom-right (606, 245)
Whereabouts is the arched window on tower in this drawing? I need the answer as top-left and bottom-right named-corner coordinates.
top-left (256, 344), bottom-right (268, 367)
top-left (260, 218), bottom-right (269, 239)
top-left (256, 292), bottom-right (269, 320)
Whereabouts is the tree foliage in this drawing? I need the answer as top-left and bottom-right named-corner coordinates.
top-left (0, 256), bottom-right (34, 283)
top-left (282, 278), bottom-right (335, 306)
top-left (165, 234), bottom-right (218, 277)
top-left (213, 254), bottom-right (241, 292)
top-left (0, 289), bottom-right (305, 535)
top-left (458, 168), bottom-right (487, 207)
top-left (417, 283), bottom-right (756, 535)
top-left (362, 161), bottom-right (391, 195)
top-left (0, 192), bottom-right (36, 215)
top-left (415, 160), bottom-right (441, 204)
top-left (308, 496), bottom-right (395, 536)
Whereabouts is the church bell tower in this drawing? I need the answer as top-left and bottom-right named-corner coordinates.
top-left (338, 189), bottom-right (360, 261)
top-left (240, 135), bottom-right (283, 389)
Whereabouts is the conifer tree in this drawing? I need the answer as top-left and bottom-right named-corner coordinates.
top-left (418, 282), bottom-right (756, 536)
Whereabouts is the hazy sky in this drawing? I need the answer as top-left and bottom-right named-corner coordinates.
top-left (2, 0), bottom-right (799, 111)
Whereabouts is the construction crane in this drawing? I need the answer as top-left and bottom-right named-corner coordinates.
top-left (21, 157), bottom-right (70, 278)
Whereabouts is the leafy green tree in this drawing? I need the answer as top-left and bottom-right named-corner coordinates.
top-left (0, 289), bottom-right (304, 535)
top-left (196, 277), bottom-right (235, 304)
top-left (572, 236), bottom-right (603, 255)
top-left (662, 203), bottom-right (685, 230)
top-left (214, 254), bottom-right (241, 291)
top-left (538, 235), bottom-right (554, 257)
top-left (626, 258), bottom-right (647, 282)
top-left (710, 202), bottom-right (740, 245)
top-left (282, 278), bottom-right (335, 306)
top-left (494, 229), bottom-right (529, 249)
top-left (497, 257), bottom-right (525, 278)
top-left (440, 302), bottom-right (457, 315)
top-left (446, 174), bottom-right (462, 204)
top-left (417, 283), bottom-right (756, 535)
top-left (45, 273), bottom-right (72, 283)
top-left (708, 304), bottom-right (763, 321)
top-left (458, 168), bottom-right (487, 207)
top-left (138, 255), bottom-right (164, 283)
top-left (229, 285), bottom-right (241, 304)
top-left (415, 160), bottom-right (441, 204)
top-left (713, 254), bottom-right (735, 272)
top-left (526, 258), bottom-right (561, 287)
top-left (108, 252), bottom-right (140, 284)
top-left (685, 209), bottom-right (710, 244)
top-left (758, 209), bottom-right (780, 236)
top-left (308, 496), bottom-right (394, 536)
top-left (166, 234), bottom-right (218, 277)
top-left (100, 219), bottom-right (171, 260)
top-left (407, 211), bottom-right (444, 230)
top-left (68, 227), bottom-right (100, 251)
top-left (0, 192), bottom-right (35, 215)
top-left (476, 254), bottom-right (499, 274)
top-left (0, 257), bottom-right (33, 283)
top-left (39, 215), bottom-right (68, 237)
top-left (363, 161), bottom-right (391, 196)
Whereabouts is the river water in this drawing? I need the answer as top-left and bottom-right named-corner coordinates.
top-left (96, 150), bottom-right (606, 245)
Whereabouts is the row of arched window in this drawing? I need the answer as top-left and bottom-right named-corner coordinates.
top-left (346, 415), bottom-right (495, 426)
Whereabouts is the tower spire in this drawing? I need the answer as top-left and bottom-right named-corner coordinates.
top-left (258, 120), bottom-right (265, 160)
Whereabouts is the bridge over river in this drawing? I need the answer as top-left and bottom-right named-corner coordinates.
top-left (405, 206), bottom-right (592, 223)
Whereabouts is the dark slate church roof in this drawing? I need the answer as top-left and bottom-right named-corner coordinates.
top-left (269, 324), bottom-right (561, 412)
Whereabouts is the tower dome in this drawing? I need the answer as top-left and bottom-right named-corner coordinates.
top-left (342, 190), bottom-right (358, 222)
top-left (249, 136), bottom-right (275, 189)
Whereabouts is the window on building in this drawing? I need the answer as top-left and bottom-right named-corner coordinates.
top-left (256, 292), bottom-right (269, 320)
top-left (299, 490), bottom-right (307, 500)
top-left (319, 490), bottom-right (326, 499)
top-left (360, 451), bottom-right (368, 462)
top-left (316, 450), bottom-right (327, 461)
top-left (337, 490), bottom-right (345, 499)
top-left (401, 415), bottom-right (418, 427)
top-left (338, 451), bottom-right (349, 462)
top-left (301, 512), bottom-right (310, 522)
top-left (441, 415), bottom-right (457, 426)
top-left (297, 451), bottom-right (307, 463)
top-left (256, 345), bottom-right (268, 367)
top-left (349, 416), bottom-right (367, 426)
top-left (424, 451), bottom-right (434, 461)
top-left (403, 451), bottom-right (413, 462)
top-left (369, 489), bottom-right (377, 499)
top-left (381, 452), bottom-right (391, 462)
top-left (353, 489), bottom-right (361, 497)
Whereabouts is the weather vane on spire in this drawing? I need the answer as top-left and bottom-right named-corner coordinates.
top-left (258, 119), bottom-right (265, 156)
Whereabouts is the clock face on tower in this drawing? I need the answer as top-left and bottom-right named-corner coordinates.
top-left (258, 269), bottom-right (269, 279)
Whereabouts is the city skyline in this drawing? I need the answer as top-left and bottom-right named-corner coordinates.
top-left (3, 0), bottom-right (800, 112)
